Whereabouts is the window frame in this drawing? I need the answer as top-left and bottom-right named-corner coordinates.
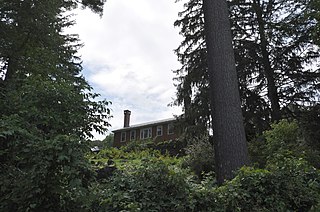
top-left (130, 130), bottom-right (136, 141)
top-left (140, 127), bottom-right (152, 140)
top-left (167, 123), bottom-right (174, 135)
top-left (156, 125), bottom-right (163, 136)
top-left (120, 131), bottom-right (126, 142)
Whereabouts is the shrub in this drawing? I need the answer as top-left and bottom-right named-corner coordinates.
top-left (249, 119), bottom-right (320, 168)
top-left (93, 158), bottom-right (193, 211)
top-left (153, 139), bottom-right (187, 157)
top-left (183, 135), bottom-right (215, 178)
top-left (191, 157), bottom-right (320, 212)
top-left (121, 139), bottom-right (155, 152)
top-left (297, 105), bottom-right (320, 151)
top-left (0, 135), bottom-right (94, 211)
top-left (120, 138), bottom-right (187, 157)
top-left (88, 147), bottom-right (182, 178)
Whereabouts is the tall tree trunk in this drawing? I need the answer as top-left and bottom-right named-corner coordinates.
top-left (253, 0), bottom-right (281, 122)
top-left (202, 0), bottom-right (249, 184)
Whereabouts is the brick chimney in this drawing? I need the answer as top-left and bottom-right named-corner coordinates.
top-left (123, 110), bottom-right (131, 127)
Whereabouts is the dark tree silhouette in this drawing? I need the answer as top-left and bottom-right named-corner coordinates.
top-left (202, 0), bottom-right (249, 184)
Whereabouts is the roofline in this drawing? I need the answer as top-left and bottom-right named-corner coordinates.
top-left (112, 117), bottom-right (177, 133)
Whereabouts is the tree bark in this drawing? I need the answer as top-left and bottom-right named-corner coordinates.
top-left (253, 0), bottom-right (281, 122)
top-left (202, 0), bottom-right (249, 184)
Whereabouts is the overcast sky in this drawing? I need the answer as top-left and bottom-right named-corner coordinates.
top-left (70, 0), bottom-right (184, 139)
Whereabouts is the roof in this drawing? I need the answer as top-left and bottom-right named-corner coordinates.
top-left (112, 117), bottom-right (176, 132)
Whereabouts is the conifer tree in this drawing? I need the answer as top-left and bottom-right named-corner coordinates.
top-left (174, 0), bottom-right (320, 138)
top-left (202, 0), bottom-right (249, 183)
top-left (0, 1), bottom-right (110, 210)
top-left (0, 0), bottom-right (110, 139)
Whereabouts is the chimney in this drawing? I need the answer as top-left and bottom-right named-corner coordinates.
top-left (123, 110), bottom-right (131, 127)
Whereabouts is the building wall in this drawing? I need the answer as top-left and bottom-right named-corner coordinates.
top-left (113, 122), bottom-right (179, 148)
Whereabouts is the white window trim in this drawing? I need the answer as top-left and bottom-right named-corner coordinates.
top-left (140, 127), bottom-right (152, 140)
top-left (121, 132), bottom-right (126, 142)
top-left (167, 123), bottom-right (174, 135)
top-left (156, 125), bottom-right (163, 136)
top-left (130, 130), bottom-right (136, 141)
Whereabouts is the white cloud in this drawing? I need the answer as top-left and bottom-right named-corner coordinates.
top-left (70, 0), bottom-right (184, 139)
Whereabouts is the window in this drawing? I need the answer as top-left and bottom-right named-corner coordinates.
top-left (130, 130), bottom-right (136, 141)
top-left (156, 125), bottom-right (163, 136)
top-left (121, 132), bottom-right (126, 142)
top-left (140, 127), bottom-right (152, 139)
top-left (167, 123), bottom-right (174, 135)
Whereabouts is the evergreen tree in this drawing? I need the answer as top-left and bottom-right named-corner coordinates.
top-left (202, 0), bottom-right (249, 184)
top-left (174, 0), bottom-right (320, 138)
top-left (173, 0), bottom-right (210, 138)
top-left (230, 0), bottom-right (319, 121)
top-left (0, 0), bottom-right (110, 210)
top-left (0, 0), bottom-right (110, 139)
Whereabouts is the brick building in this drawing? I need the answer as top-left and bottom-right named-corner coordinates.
top-left (112, 110), bottom-right (180, 147)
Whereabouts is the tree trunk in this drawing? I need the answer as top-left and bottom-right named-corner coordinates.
top-left (202, 0), bottom-right (249, 184)
top-left (253, 0), bottom-right (281, 122)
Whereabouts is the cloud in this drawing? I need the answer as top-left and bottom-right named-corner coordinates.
top-left (70, 0), bottom-right (184, 139)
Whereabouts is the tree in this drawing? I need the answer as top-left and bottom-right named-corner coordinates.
top-left (0, 0), bottom-right (111, 210)
top-left (230, 0), bottom-right (319, 122)
top-left (173, 0), bottom-right (212, 139)
top-left (202, 0), bottom-right (249, 184)
top-left (173, 0), bottom-right (271, 139)
top-left (309, 0), bottom-right (320, 45)
top-left (174, 0), bottom-right (320, 138)
top-left (0, 0), bottom-right (110, 139)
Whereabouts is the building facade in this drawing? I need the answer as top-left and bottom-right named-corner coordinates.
top-left (112, 110), bottom-right (180, 147)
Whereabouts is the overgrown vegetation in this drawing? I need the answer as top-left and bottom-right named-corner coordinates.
top-left (86, 120), bottom-right (320, 211)
top-left (1, 0), bottom-right (319, 211)
top-left (63, 120), bottom-right (316, 211)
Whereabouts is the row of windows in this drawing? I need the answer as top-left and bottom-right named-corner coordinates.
top-left (120, 124), bottom-right (174, 142)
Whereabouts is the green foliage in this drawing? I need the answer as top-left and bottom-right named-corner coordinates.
top-left (182, 135), bottom-right (215, 178)
top-left (89, 146), bottom-right (320, 211)
top-left (90, 134), bottom-right (114, 150)
top-left (249, 119), bottom-right (320, 168)
top-left (298, 105), bottom-right (320, 151)
top-left (156, 139), bottom-right (187, 156)
top-left (263, 120), bottom-right (300, 160)
top-left (189, 157), bottom-right (320, 212)
top-left (121, 138), bottom-right (155, 152)
top-left (0, 0), bottom-right (110, 211)
top-left (85, 121), bottom-right (320, 211)
top-left (0, 133), bottom-right (94, 211)
top-left (120, 138), bottom-right (187, 157)
top-left (223, 158), bottom-right (320, 211)
top-left (92, 159), bottom-right (192, 211)
top-left (88, 147), bottom-right (182, 172)
top-left (309, 0), bottom-right (320, 45)
top-left (173, 0), bottom-right (320, 137)
top-left (0, 0), bottom-right (111, 139)
top-left (102, 133), bottom-right (114, 148)
top-left (2, 75), bottom-right (111, 139)
top-left (1, 0), bottom-right (319, 210)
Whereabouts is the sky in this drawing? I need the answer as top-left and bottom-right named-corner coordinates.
top-left (70, 0), bottom-right (184, 139)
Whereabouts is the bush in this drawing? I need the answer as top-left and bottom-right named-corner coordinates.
top-left (88, 147), bottom-right (183, 179)
top-left (190, 157), bottom-right (320, 212)
top-left (249, 119), bottom-right (320, 168)
top-left (0, 135), bottom-right (94, 211)
top-left (121, 139), bottom-right (155, 152)
top-left (120, 138), bottom-right (187, 157)
top-left (93, 158), bottom-right (193, 211)
top-left (182, 135), bottom-right (215, 178)
top-left (153, 139), bottom-right (187, 157)
top-left (297, 105), bottom-right (320, 151)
